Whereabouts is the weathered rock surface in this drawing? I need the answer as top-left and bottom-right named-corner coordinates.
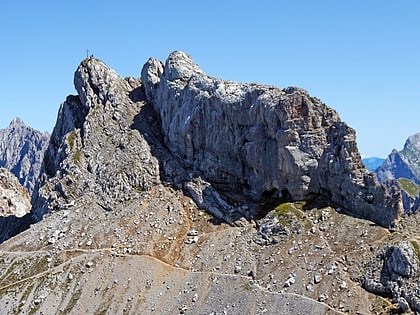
top-left (141, 51), bottom-right (402, 227)
top-left (376, 132), bottom-right (420, 184)
top-left (0, 118), bottom-right (50, 195)
top-left (364, 240), bottom-right (420, 312)
top-left (32, 57), bottom-right (160, 221)
top-left (0, 167), bottom-right (32, 242)
top-left (0, 168), bottom-right (31, 218)
top-left (0, 52), bottom-right (417, 314)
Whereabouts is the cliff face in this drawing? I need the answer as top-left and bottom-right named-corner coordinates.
top-left (32, 58), bottom-right (160, 221)
top-left (0, 167), bottom-right (31, 242)
top-left (0, 168), bottom-right (31, 218)
top-left (376, 132), bottom-right (420, 184)
top-left (1, 52), bottom-right (419, 314)
top-left (141, 51), bottom-right (402, 227)
top-left (0, 118), bottom-right (50, 195)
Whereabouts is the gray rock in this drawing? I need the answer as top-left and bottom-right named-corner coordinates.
top-left (364, 241), bottom-right (420, 312)
top-left (376, 132), bottom-right (420, 184)
top-left (0, 168), bottom-right (31, 218)
top-left (0, 118), bottom-right (49, 195)
top-left (314, 274), bottom-right (322, 284)
top-left (141, 51), bottom-right (403, 228)
top-left (0, 168), bottom-right (32, 243)
top-left (398, 297), bottom-right (410, 313)
top-left (31, 57), bottom-right (161, 221)
top-left (387, 241), bottom-right (419, 277)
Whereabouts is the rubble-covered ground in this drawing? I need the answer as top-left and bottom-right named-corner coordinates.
top-left (1, 184), bottom-right (419, 314)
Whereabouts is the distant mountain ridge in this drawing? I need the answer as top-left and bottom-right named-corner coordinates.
top-left (376, 132), bottom-right (420, 184)
top-left (0, 118), bottom-right (50, 195)
top-left (375, 132), bottom-right (420, 215)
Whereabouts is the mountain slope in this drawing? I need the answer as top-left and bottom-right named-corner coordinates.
top-left (0, 52), bottom-right (418, 313)
top-left (0, 118), bottom-right (50, 195)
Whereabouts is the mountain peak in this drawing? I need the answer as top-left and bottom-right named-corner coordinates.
top-left (405, 132), bottom-right (420, 151)
top-left (8, 117), bottom-right (25, 128)
top-left (0, 118), bottom-right (50, 194)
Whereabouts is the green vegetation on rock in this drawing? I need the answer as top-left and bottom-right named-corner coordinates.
top-left (398, 178), bottom-right (420, 198)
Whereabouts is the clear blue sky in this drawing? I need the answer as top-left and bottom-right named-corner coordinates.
top-left (1, 1), bottom-right (419, 157)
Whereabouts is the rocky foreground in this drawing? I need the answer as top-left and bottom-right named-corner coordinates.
top-left (0, 52), bottom-right (419, 314)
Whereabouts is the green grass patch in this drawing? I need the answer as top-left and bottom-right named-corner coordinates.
top-left (68, 131), bottom-right (77, 151)
top-left (72, 150), bottom-right (82, 165)
top-left (273, 201), bottom-right (307, 227)
top-left (398, 178), bottom-right (420, 198)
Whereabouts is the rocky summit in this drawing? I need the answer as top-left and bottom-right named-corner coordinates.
top-left (376, 132), bottom-right (420, 184)
top-left (0, 118), bottom-right (50, 195)
top-left (141, 51), bottom-right (402, 227)
top-left (0, 51), bottom-right (419, 314)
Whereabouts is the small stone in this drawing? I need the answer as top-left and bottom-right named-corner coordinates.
top-left (187, 230), bottom-right (198, 236)
top-left (318, 294), bottom-right (328, 302)
top-left (314, 274), bottom-right (322, 284)
top-left (234, 265), bottom-right (242, 274)
top-left (68, 273), bottom-right (74, 281)
top-left (284, 276), bottom-right (295, 287)
top-left (398, 297), bottom-right (410, 313)
top-left (192, 293), bottom-right (198, 303)
top-left (339, 281), bottom-right (347, 289)
top-left (86, 261), bottom-right (93, 268)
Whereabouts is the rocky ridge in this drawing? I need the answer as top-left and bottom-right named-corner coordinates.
top-left (376, 132), bottom-right (420, 184)
top-left (376, 133), bottom-right (420, 214)
top-left (0, 52), bottom-right (418, 314)
top-left (141, 51), bottom-right (402, 227)
top-left (0, 118), bottom-right (50, 195)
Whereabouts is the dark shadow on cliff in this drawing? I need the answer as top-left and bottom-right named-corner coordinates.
top-left (130, 98), bottom-right (254, 226)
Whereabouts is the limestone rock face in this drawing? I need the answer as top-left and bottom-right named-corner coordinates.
top-left (0, 168), bottom-right (32, 243)
top-left (32, 57), bottom-right (160, 221)
top-left (0, 118), bottom-right (50, 195)
top-left (141, 51), bottom-right (403, 227)
top-left (364, 241), bottom-right (420, 312)
top-left (0, 168), bottom-right (31, 218)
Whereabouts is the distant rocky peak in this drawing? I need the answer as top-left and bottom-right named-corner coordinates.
top-left (405, 132), bottom-right (420, 151)
top-left (0, 118), bottom-right (50, 195)
top-left (9, 117), bottom-right (25, 128)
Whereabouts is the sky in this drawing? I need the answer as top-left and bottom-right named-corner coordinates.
top-left (1, 1), bottom-right (419, 158)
